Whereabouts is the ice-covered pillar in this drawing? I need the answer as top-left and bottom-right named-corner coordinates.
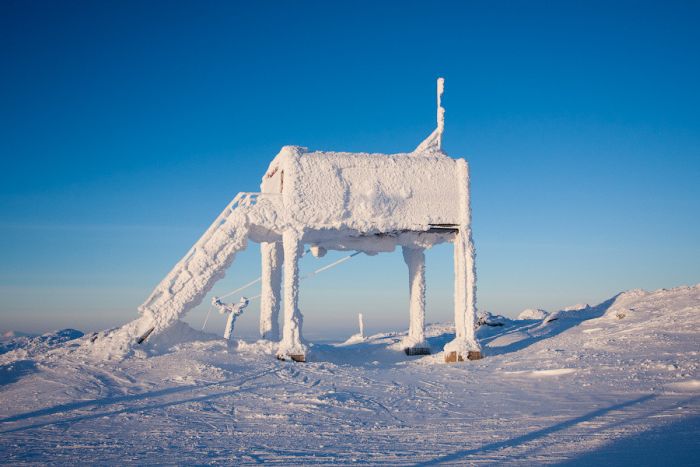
top-left (277, 230), bottom-right (306, 361)
top-left (444, 159), bottom-right (481, 362)
top-left (402, 246), bottom-right (428, 354)
top-left (452, 232), bottom-right (477, 340)
top-left (259, 241), bottom-right (283, 340)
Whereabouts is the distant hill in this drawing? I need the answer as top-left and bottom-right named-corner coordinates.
top-left (1, 330), bottom-right (35, 342)
top-left (0, 329), bottom-right (83, 356)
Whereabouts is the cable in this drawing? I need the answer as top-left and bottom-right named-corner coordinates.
top-left (201, 249), bottom-right (360, 329)
top-left (201, 305), bottom-right (214, 330)
top-left (217, 277), bottom-right (262, 300)
top-left (302, 251), bottom-right (361, 279)
top-left (217, 248), bottom-right (311, 299)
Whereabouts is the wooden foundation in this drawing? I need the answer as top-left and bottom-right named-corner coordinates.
top-left (444, 350), bottom-right (482, 363)
top-left (276, 354), bottom-right (306, 363)
top-left (404, 347), bottom-right (431, 356)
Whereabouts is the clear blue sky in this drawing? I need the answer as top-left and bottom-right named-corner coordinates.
top-left (1, 1), bottom-right (699, 338)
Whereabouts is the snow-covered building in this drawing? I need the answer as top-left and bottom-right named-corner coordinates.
top-left (103, 78), bottom-right (481, 363)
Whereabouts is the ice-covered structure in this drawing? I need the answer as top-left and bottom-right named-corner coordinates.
top-left (97, 78), bottom-right (481, 363)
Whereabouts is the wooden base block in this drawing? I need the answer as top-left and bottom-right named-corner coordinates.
top-left (444, 350), bottom-right (482, 363)
top-left (444, 351), bottom-right (459, 363)
top-left (404, 347), bottom-right (431, 356)
top-left (276, 354), bottom-right (306, 363)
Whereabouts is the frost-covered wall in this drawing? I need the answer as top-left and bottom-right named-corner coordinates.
top-left (261, 146), bottom-right (462, 233)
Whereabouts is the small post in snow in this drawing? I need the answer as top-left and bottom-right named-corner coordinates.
top-left (212, 296), bottom-right (250, 340)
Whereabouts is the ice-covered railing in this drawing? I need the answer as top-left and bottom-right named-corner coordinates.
top-left (138, 192), bottom-right (282, 317)
top-left (194, 192), bottom-right (271, 249)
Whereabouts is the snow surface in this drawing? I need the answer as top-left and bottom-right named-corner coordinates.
top-left (517, 308), bottom-right (549, 320)
top-left (1, 284), bottom-right (699, 464)
top-left (0, 329), bottom-right (82, 358)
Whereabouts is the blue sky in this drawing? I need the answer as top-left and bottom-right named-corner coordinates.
top-left (1, 1), bottom-right (699, 338)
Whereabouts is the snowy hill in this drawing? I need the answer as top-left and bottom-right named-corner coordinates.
top-left (0, 329), bottom-right (83, 358)
top-left (0, 285), bottom-right (698, 464)
top-left (1, 330), bottom-right (35, 342)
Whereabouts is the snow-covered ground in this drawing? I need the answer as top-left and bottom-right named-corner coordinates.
top-left (1, 284), bottom-right (698, 465)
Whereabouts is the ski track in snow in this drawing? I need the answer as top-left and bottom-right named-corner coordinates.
top-left (1, 285), bottom-right (699, 465)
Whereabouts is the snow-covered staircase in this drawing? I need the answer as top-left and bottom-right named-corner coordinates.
top-left (92, 192), bottom-right (285, 357)
top-left (137, 192), bottom-right (284, 335)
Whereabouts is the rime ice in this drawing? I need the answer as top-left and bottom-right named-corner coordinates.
top-left (91, 78), bottom-right (480, 362)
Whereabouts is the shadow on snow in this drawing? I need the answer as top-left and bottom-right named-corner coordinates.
top-left (0, 366), bottom-right (278, 429)
top-left (0, 360), bottom-right (38, 387)
top-left (310, 294), bottom-right (619, 366)
top-left (476, 294), bottom-right (619, 357)
top-left (415, 393), bottom-right (657, 465)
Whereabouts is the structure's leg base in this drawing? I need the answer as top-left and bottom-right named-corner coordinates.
top-left (404, 347), bottom-right (431, 356)
top-left (444, 350), bottom-right (482, 363)
top-left (137, 327), bottom-right (155, 344)
top-left (276, 354), bottom-right (306, 363)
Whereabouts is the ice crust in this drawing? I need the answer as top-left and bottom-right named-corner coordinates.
top-left (88, 79), bottom-right (479, 360)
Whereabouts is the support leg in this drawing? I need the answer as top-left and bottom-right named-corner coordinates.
top-left (224, 312), bottom-right (235, 340)
top-left (402, 246), bottom-right (429, 355)
top-left (277, 230), bottom-right (306, 362)
top-left (260, 241), bottom-right (283, 340)
top-left (444, 229), bottom-right (481, 362)
top-left (465, 230), bottom-right (478, 351)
